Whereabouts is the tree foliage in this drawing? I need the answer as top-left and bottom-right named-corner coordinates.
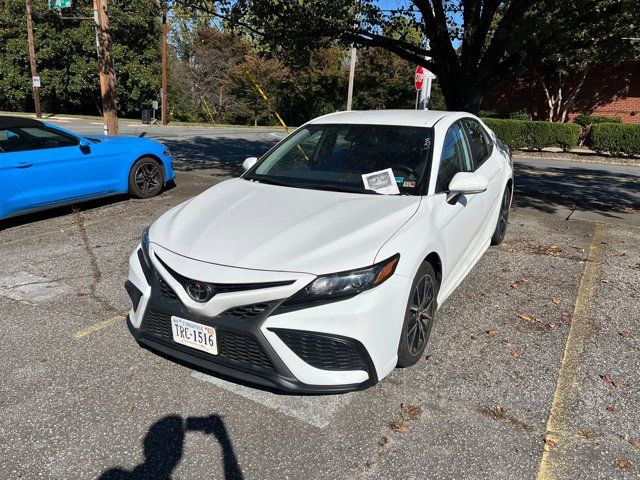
top-left (178, 0), bottom-right (640, 113)
top-left (0, 0), bottom-right (161, 117)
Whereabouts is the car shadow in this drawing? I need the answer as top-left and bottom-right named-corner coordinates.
top-left (0, 183), bottom-right (177, 230)
top-left (98, 414), bottom-right (244, 480)
top-left (513, 163), bottom-right (640, 216)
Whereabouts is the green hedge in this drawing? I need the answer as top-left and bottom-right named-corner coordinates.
top-left (482, 118), bottom-right (581, 151)
top-left (588, 123), bottom-right (640, 156)
top-left (573, 114), bottom-right (622, 127)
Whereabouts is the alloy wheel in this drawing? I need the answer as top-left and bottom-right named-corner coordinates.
top-left (497, 188), bottom-right (510, 238)
top-left (135, 162), bottom-right (161, 195)
top-left (407, 273), bottom-right (436, 356)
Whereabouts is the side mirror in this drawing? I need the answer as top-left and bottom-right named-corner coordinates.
top-left (78, 137), bottom-right (91, 153)
top-left (242, 156), bottom-right (258, 172)
top-left (447, 172), bottom-right (488, 203)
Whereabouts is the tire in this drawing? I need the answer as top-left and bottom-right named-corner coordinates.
top-left (490, 185), bottom-right (511, 246)
top-left (128, 157), bottom-right (165, 199)
top-left (397, 262), bottom-right (439, 368)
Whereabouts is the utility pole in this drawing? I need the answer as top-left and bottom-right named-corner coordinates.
top-left (93, 0), bottom-right (118, 134)
top-left (25, 0), bottom-right (42, 118)
top-left (161, 8), bottom-right (168, 125)
top-left (346, 46), bottom-right (356, 111)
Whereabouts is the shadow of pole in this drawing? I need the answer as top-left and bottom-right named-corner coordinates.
top-left (99, 414), bottom-right (244, 480)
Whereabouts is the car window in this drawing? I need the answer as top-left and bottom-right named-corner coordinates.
top-left (0, 126), bottom-right (77, 153)
top-left (461, 119), bottom-right (492, 168)
top-left (249, 124), bottom-right (434, 195)
top-left (435, 123), bottom-right (472, 192)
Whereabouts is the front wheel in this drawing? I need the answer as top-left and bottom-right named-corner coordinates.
top-left (397, 262), bottom-right (439, 368)
top-left (490, 185), bottom-right (511, 246)
top-left (128, 157), bottom-right (165, 199)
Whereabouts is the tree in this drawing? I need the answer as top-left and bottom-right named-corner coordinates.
top-left (0, 0), bottom-right (161, 117)
top-left (178, 0), bottom-right (639, 114)
top-left (523, 0), bottom-right (640, 122)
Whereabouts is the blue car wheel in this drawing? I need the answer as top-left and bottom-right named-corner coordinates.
top-left (128, 157), bottom-right (165, 199)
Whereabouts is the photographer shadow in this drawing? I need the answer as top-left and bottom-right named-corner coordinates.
top-left (99, 414), bottom-right (243, 480)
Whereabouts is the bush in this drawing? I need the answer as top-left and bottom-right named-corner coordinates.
top-left (588, 123), bottom-right (640, 156)
top-left (574, 114), bottom-right (622, 127)
top-left (482, 118), bottom-right (581, 151)
top-left (508, 110), bottom-right (531, 121)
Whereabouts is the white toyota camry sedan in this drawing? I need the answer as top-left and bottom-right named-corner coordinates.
top-left (125, 110), bottom-right (513, 393)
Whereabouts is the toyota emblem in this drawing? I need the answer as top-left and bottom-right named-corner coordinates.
top-left (186, 281), bottom-right (211, 302)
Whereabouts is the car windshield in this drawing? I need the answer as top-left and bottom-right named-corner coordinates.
top-left (245, 123), bottom-right (433, 195)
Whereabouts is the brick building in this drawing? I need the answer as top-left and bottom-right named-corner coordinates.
top-left (483, 61), bottom-right (640, 123)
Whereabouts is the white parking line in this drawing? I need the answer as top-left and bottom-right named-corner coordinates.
top-left (191, 371), bottom-right (356, 428)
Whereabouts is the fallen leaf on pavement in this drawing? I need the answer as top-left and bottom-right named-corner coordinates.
top-left (615, 460), bottom-right (632, 469)
top-left (546, 438), bottom-right (557, 446)
top-left (601, 278), bottom-right (610, 284)
top-left (606, 406), bottom-right (617, 413)
top-left (129, 405), bottom-right (136, 414)
top-left (401, 403), bottom-right (423, 420)
top-left (547, 323), bottom-right (557, 329)
top-left (512, 349), bottom-right (522, 359)
top-left (486, 329), bottom-right (497, 336)
top-left (552, 298), bottom-right (561, 305)
top-left (491, 404), bottom-right (505, 419)
top-left (620, 331), bottom-right (632, 339)
top-left (518, 314), bottom-right (534, 322)
top-left (388, 420), bottom-right (407, 433)
top-left (601, 375), bottom-right (624, 388)
top-left (629, 438), bottom-right (640, 447)
top-left (575, 247), bottom-right (586, 253)
top-left (561, 311), bottom-right (572, 318)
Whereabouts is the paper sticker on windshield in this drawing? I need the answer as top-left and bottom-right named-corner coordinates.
top-left (362, 168), bottom-right (400, 195)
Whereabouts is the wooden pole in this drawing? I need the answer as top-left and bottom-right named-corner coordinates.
top-left (161, 11), bottom-right (168, 125)
top-left (93, 0), bottom-right (118, 134)
top-left (25, 0), bottom-right (42, 118)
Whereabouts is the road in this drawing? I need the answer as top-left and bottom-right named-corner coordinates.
top-left (1, 118), bottom-right (639, 479)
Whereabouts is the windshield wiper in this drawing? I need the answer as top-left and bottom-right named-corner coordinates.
top-left (293, 183), bottom-right (380, 195)
top-left (245, 176), bottom-right (293, 187)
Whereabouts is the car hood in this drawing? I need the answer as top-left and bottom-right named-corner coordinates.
top-left (150, 178), bottom-right (420, 275)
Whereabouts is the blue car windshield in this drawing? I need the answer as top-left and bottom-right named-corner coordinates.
top-left (244, 123), bottom-right (434, 195)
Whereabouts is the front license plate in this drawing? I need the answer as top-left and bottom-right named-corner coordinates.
top-left (171, 316), bottom-right (218, 355)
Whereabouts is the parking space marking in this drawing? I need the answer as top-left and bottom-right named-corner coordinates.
top-left (191, 371), bottom-right (356, 428)
top-left (73, 315), bottom-right (125, 339)
top-left (536, 224), bottom-right (605, 480)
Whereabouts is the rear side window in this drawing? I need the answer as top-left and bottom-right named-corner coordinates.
top-left (461, 119), bottom-right (492, 168)
top-left (436, 123), bottom-right (472, 192)
top-left (0, 126), bottom-right (77, 153)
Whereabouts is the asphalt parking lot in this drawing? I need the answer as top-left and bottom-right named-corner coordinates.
top-left (1, 124), bottom-right (639, 479)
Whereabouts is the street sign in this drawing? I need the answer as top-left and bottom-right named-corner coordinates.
top-left (415, 66), bottom-right (425, 91)
top-left (32, 76), bottom-right (41, 88)
top-left (152, 100), bottom-right (158, 110)
top-left (48, 0), bottom-right (71, 9)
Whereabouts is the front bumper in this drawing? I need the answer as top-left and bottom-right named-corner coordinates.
top-left (126, 244), bottom-right (410, 393)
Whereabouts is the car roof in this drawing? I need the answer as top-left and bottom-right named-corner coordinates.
top-left (307, 109), bottom-right (461, 128)
top-left (0, 115), bottom-right (44, 129)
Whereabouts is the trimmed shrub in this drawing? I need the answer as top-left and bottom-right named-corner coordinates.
top-left (573, 114), bottom-right (622, 127)
top-left (588, 123), bottom-right (640, 156)
top-left (482, 118), bottom-right (581, 151)
top-left (508, 110), bottom-right (531, 121)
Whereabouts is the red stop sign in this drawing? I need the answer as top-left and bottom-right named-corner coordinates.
top-left (415, 66), bottom-right (425, 91)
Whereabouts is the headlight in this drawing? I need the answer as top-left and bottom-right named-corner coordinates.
top-left (281, 254), bottom-right (400, 308)
top-left (141, 226), bottom-right (151, 265)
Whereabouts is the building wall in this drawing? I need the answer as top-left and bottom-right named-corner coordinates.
top-left (483, 61), bottom-right (640, 123)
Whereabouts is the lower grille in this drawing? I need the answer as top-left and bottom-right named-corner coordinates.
top-left (158, 277), bottom-right (178, 301)
top-left (141, 308), bottom-right (274, 371)
top-left (222, 303), bottom-right (273, 319)
top-left (271, 329), bottom-right (367, 371)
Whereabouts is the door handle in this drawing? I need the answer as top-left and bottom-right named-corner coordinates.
top-left (14, 162), bottom-right (33, 169)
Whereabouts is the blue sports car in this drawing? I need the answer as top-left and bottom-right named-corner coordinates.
top-left (0, 116), bottom-right (175, 220)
